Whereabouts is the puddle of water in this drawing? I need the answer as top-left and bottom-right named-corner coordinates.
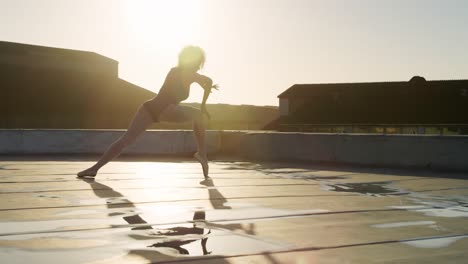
top-left (322, 179), bottom-right (468, 220)
top-left (0, 197), bottom-right (320, 262)
top-left (416, 206), bottom-right (468, 218)
top-left (150, 229), bottom-right (289, 257)
top-left (0, 219), bottom-right (291, 263)
top-left (402, 235), bottom-right (468, 248)
top-left (372, 221), bottom-right (436, 228)
top-left (207, 202), bottom-right (329, 224)
top-left (322, 182), bottom-right (404, 196)
top-left (390, 195), bottom-right (468, 218)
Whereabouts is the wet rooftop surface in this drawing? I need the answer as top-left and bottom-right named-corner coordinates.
top-left (0, 158), bottom-right (467, 263)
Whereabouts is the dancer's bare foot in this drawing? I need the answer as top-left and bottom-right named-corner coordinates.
top-left (194, 152), bottom-right (209, 179)
top-left (199, 178), bottom-right (213, 186)
top-left (77, 167), bottom-right (98, 178)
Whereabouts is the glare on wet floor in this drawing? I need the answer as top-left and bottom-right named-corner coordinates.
top-left (0, 160), bottom-right (467, 263)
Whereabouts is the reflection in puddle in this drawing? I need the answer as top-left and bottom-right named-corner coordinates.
top-left (75, 178), bottom-right (291, 260)
top-left (322, 181), bottom-right (405, 196)
top-left (145, 210), bottom-right (211, 256)
top-left (137, 216), bottom-right (288, 258)
top-left (149, 229), bottom-right (288, 258)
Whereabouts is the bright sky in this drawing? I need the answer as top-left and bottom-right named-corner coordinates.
top-left (1, 0), bottom-right (467, 106)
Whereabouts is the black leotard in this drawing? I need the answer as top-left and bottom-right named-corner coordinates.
top-left (143, 67), bottom-right (190, 121)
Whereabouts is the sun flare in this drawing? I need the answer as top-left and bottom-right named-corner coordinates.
top-left (123, 0), bottom-right (202, 53)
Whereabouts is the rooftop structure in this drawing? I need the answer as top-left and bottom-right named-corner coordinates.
top-left (0, 41), bottom-right (118, 77)
top-left (275, 77), bottom-right (468, 133)
top-left (0, 41), bottom-right (155, 129)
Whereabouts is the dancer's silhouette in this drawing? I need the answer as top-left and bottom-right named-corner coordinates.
top-left (77, 46), bottom-right (217, 179)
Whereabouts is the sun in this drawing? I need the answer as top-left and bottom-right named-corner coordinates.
top-left (123, 0), bottom-right (202, 53)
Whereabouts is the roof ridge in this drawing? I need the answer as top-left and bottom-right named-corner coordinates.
top-left (294, 79), bottom-right (468, 86)
top-left (0, 40), bottom-right (117, 62)
top-left (278, 79), bottom-right (468, 98)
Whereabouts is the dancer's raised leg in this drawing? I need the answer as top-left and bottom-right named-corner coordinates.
top-left (77, 106), bottom-right (153, 177)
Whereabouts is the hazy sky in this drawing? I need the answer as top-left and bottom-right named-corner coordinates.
top-left (1, 0), bottom-right (467, 106)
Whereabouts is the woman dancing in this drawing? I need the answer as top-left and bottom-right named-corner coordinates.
top-left (77, 46), bottom-right (217, 179)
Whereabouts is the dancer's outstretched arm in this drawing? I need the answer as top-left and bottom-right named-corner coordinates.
top-left (193, 74), bottom-right (218, 119)
top-left (193, 73), bottom-right (213, 89)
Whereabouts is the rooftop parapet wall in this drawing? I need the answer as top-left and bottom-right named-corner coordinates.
top-left (1, 130), bottom-right (467, 171)
top-left (0, 130), bottom-right (221, 156)
top-left (240, 132), bottom-right (468, 171)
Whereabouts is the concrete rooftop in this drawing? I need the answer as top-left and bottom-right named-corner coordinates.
top-left (0, 158), bottom-right (467, 263)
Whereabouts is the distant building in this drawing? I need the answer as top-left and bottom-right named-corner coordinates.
top-left (0, 41), bottom-right (155, 129)
top-left (275, 77), bottom-right (468, 133)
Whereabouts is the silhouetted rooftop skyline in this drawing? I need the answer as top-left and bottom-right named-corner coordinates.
top-left (1, 0), bottom-right (467, 106)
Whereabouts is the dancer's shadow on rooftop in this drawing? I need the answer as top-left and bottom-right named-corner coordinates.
top-left (199, 177), bottom-right (256, 236)
top-left (79, 178), bottom-right (213, 255)
top-left (200, 178), bottom-right (232, 209)
top-left (80, 177), bottom-right (152, 229)
top-left (78, 177), bottom-right (256, 258)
